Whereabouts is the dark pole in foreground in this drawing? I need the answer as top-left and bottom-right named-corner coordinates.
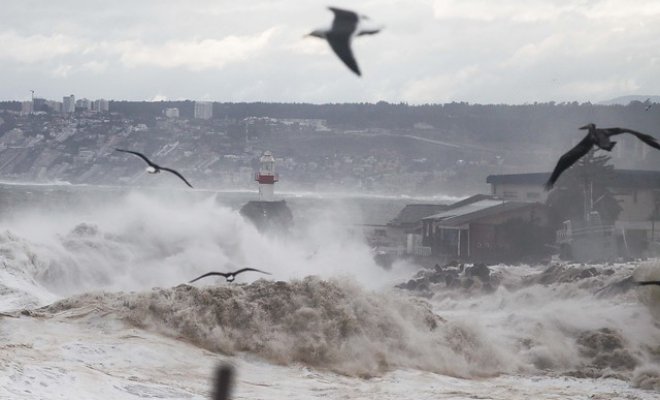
top-left (212, 364), bottom-right (234, 400)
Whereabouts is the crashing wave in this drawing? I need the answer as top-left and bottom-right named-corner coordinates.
top-left (40, 277), bottom-right (510, 378)
top-left (1, 189), bottom-right (659, 385)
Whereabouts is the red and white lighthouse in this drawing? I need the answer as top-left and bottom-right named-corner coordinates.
top-left (241, 150), bottom-right (292, 231)
top-left (255, 151), bottom-right (278, 201)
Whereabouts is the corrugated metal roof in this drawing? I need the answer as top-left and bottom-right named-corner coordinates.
top-left (445, 194), bottom-right (494, 210)
top-left (441, 202), bottom-right (541, 227)
top-left (423, 200), bottom-right (542, 227)
top-left (423, 199), bottom-right (504, 220)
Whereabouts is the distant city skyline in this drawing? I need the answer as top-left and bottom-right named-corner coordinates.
top-left (1, 1), bottom-right (659, 104)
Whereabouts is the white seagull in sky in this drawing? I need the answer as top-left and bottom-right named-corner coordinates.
top-left (115, 148), bottom-right (193, 188)
top-left (307, 7), bottom-right (381, 76)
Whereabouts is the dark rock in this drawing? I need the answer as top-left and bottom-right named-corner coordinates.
top-left (396, 278), bottom-right (429, 292)
top-left (596, 276), bottom-right (636, 298)
top-left (397, 262), bottom-right (499, 294)
top-left (578, 268), bottom-right (598, 279)
top-left (239, 200), bottom-right (293, 233)
top-left (465, 263), bottom-right (491, 282)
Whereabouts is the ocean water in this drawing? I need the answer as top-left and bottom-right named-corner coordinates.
top-left (0, 184), bottom-right (659, 399)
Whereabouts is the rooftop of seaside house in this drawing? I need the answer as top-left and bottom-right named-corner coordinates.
top-left (486, 173), bottom-right (550, 186)
top-left (388, 204), bottom-right (450, 227)
top-left (421, 199), bottom-right (545, 228)
top-left (388, 195), bottom-right (495, 228)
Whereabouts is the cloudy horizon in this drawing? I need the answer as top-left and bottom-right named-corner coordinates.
top-left (2, 0), bottom-right (660, 104)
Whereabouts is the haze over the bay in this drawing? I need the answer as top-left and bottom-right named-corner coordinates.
top-left (2, 0), bottom-right (660, 104)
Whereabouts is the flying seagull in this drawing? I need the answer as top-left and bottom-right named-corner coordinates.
top-left (636, 280), bottom-right (660, 286)
top-left (115, 148), bottom-right (193, 188)
top-left (189, 268), bottom-right (271, 283)
top-left (307, 7), bottom-right (381, 76)
top-left (544, 123), bottom-right (660, 190)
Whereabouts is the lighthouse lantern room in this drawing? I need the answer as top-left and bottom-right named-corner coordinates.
top-left (255, 151), bottom-right (278, 201)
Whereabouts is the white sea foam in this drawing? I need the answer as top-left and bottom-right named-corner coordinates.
top-left (0, 189), bottom-right (414, 310)
top-left (0, 188), bottom-right (659, 397)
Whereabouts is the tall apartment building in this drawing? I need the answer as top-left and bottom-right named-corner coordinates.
top-left (76, 98), bottom-right (92, 111)
top-left (62, 95), bottom-right (75, 114)
top-left (194, 101), bottom-right (213, 120)
top-left (93, 99), bottom-right (110, 113)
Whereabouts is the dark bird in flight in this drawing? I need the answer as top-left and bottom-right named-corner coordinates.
top-left (636, 280), bottom-right (660, 286)
top-left (189, 268), bottom-right (271, 283)
top-left (544, 123), bottom-right (660, 190)
top-left (115, 148), bottom-right (193, 188)
top-left (307, 7), bottom-right (381, 76)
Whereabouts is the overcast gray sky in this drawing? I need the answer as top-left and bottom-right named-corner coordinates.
top-left (2, 0), bottom-right (659, 104)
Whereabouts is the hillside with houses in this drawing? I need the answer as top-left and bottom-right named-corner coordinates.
top-left (1, 100), bottom-right (660, 196)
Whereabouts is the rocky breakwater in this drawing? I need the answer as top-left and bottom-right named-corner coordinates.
top-left (396, 261), bottom-right (501, 295)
